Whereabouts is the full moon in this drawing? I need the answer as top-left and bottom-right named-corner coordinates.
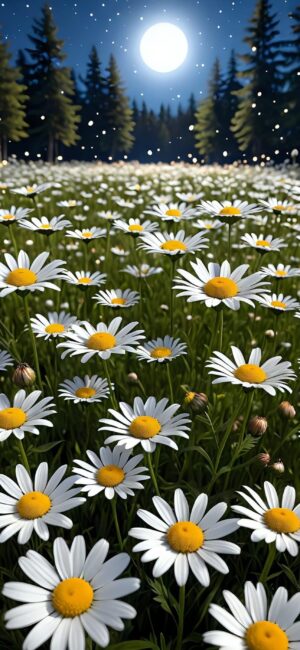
top-left (140, 23), bottom-right (188, 73)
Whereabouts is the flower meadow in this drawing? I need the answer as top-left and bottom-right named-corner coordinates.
top-left (0, 159), bottom-right (300, 650)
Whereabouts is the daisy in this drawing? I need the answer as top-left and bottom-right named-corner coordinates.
top-left (0, 206), bottom-right (33, 225)
top-left (0, 463), bottom-right (85, 544)
top-left (241, 232), bottom-right (287, 253)
top-left (206, 346), bottom-right (296, 395)
top-left (57, 199), bottom-right (78, 208)
top-left (193, 218), bottom-right (225, 231)
top-left (97, 210), bottom-right (121, 221)
top-left (113, 218), bottom-right (158, 236)
top-left (73, 446), bottom-right (149, 500)
top-left (0, 389), bottom-right (56, 442)
top-left (174, 260), bottom-right (268, 310)
top-left (2, 534), bottom-right (140, 649)
top-left (176, 192), bottom-right (203, 203)
top-left (197, 200), bottom-right (261, 223)
top-left (136, 335), bottom-right (187, 363)
top-left (203, 580), bottom-right (300, 649)
top-left (93, 289), bottom-right (140, 309)
top-left (129, 488), bottom-right (240, 586)
top-left (0, 349), bottom-right (13, 372)
top-left (19, 215), bottom-right (71, 234)
top-left (261, 263), bottom-right (300, 279)
top-left (99, 396), bottom-right (190, 453)
top-left (138, 230), bottom-right (208, 257)
top-left (30, 311), bottom-right (78, 340)
top-left (66, 227), bottom-right (106, 241)
top-left (122, 264), bottom-right (163, 278)
top-left (58, 375), bottom-right (110, 404)
top-left (111, 246), bottom-right (130, 257)
top-left (258, 293), bottom-right (300, 313)
top-left (0, 250), bottom-right (66, 296)
top-left (232, 482), bottom-right (300, 556)
top-left (144, 202), bottom-right (195, 222)
top-left (62, 270), bottom-right (107, 288)
top-left (11, 183), bottom-right (51, 197)
top-left (259, 197), bottom-right (295, 213)
top-left (58, 317), bottom-right (145, 363)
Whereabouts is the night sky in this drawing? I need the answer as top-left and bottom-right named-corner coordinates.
top-left (0, 0), bottom-right (297, 111)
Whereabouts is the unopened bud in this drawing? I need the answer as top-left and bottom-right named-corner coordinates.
top-left (12, 363), bottom-right (36, 387)
top-left (248, 416), bottom-right (268, 436)
top-left (278, 401), bottom-right (296, 419)
top-left (232, 416), bottom-right (243, 432)
top-left (184, 391), bottom-right (208, 412)
top-left (127, 372), bottom-right (138, 384)
top-left (257, 452), bottom-right (271, 466)
top-left (271, 460), bottom-right (285, 473)
top-left (265, 329), bottom-right (275, 338)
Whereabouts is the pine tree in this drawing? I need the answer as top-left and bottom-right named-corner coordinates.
top-left (223, 50), bottom-right (242, 160)
top-left (105, 54), bottom-right (134, 159)
top-left (81, 46), bottom-right (106, 157)
top-left (194, 59), bottom-right (225, 162)
top-left (26, 4), bottom-right (80, 161)
top-left (231, 0), bottom-right (283, 158)
top-left (0, 38), bottom-right (28, 161)
top-left (284, 5), bottom-right (300, 149)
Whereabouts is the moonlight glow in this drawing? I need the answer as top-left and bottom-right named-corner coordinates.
top-left (140, 23), bottom-right (188, 73)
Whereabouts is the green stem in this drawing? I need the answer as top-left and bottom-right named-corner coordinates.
top-left (228, 223), bottom-right (232, 263)
top-left (111, 498), bottom-right (123, 549)
top-left (17, 440), bottom-right (31, 474)
top-left (8, 224), bottom-right (19, 257)
top-left (103, 359), bottom-right (118, 410)
top-left (105, 222), bottom-right (111, 269)
top-left (169, 259), bottom-right (176, 335)
top-left (166, 363), bottom-right (174, 403)
top-left (176, 585), bottom-right (185, 650)
top-left (147, 452), bottom-right (160, 495)
top-left (259, 544), bottom-right (276, 583)
top-left (224, 391), bottom-right (254, 489)
top-left (208, 394), bottom-right (245, 491)
top-left (218, 309), bottom-right (224, 351)
top-left (23, 295), bottom-right (43, 391)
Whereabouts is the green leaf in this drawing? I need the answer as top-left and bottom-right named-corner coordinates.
top-left (30, 440), bottom-right (63, 453)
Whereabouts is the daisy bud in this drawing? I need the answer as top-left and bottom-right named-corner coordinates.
top-left (184, 391), bottom-right (208, 412)
top-left (160, 304), bottom-right (169, 311)
top-left (257, 452), bottom-right (271, 466)
top-left (271, 460), bottom-right (285, 473)
top-left (12, 363), bottom-right (36, 387)
top-left (278, 401), bottom-right (296, 419)
top-left (265, 329), bottom-right (275, 338)
top-left (248, 415), bottom-right (268, 436)
top-left (127, 372), bottom-right (138, 384)
top-left (232, 416), bottom-right (243, 432)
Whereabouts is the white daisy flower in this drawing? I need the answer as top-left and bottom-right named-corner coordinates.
top-left (259, 197), bottom-right (295, 213)
top-left (129, 488), bottom-right (240, 586)
top-left (136, 335), bottom-right (187, 363)
top-left (232, 482), bottom-right (300, 556)
top-left (0, 250), bottom-right (65, 296)
top-left (66, 227), bottom-right (106, 241)
top-left (62, 269), bottom-right (107, 288)
top-left (174, 260), bottom-right (268, 310)
top-left (241, 232), bottom-right (287, 253)
top-left (122, 264), bottom-right (163, 278)
top-left (99, 396), bottom-right (191, 453)
top-left (113, 218), bottom-right (158, 236)
top-left (0, 389), bottom-right (56, 442)
top-left (144, 202), bottom-right (195, 222)
top-left (73, 446), bottom-right (149, 500)
top-left (176, 192), bottom-right (203, 203)
top-left (111, 246), bottom-right (130, 257)
top-left (138, 230), bottom-right (208, 256)
top-left (11, 183), bottom-right (51, 197)
top-left (19, 215), bottom-right (71, 233)
top-left (0, 349), bottom-right (14, 372)
top-left (2, 534), bottom-right (140, 649)
top-left (58, 375), bottom-right (110, 403)
top-left (193, 218), bottom-right (225, 231)
top-left (58, 317), bottom-right (145, 363)
top-left (0, 206), bottom-right (33, 224)
top-left (30, 311), bottom-right (78, 340)
top-left (57, 199), bottom-right (79, 208)
top-left (0, 463), bottom-right (85, 544)
top-left (261, 263), bottom-right (300, 279)
top-left (97, 210), bottom-right (121, 221)
top-left (258, 293), bottom-right (300, 313)
top-left (206, 346), bottom-right (296, 396)
top-left (197, 200), bottom-right (261, 223)
top-left (203, 580), bottom-right (300, 649)
top-left (93, 289), bottom-right (140, 309)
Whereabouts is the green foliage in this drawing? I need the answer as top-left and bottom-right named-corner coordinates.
top-left (194, 59), bottom-right (224, 162)
top-left (0, 38), bottom-right (28, 160)
top-left (105, 54), bottom-right (135, 158)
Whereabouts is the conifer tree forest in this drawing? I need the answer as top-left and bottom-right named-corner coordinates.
top-left (1, 0), bottom-right (300, 163)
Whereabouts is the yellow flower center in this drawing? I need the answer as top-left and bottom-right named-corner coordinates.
top-left (129, 224), bottom-right (143, 232)
top-left (234, 364), bottom-right (267, 383)
top-left (246, 621), bottom-right (288, 650)
top-left (264, 508), bottom-right (300, 533)
top-left (41, 224), bottom-right (51, 229)
top-left (87, 332), bottom-right (116, 351)
top-left (167, 521), bottom-right (204, 553)
top-left (185, 391), bottom-right (196, 403)
top-left (78, 277), bottom-right (91, 284)
top-left (17, 491), bottom-right (51, 519)
top-left (68, 200), bottom-right (77, 207)
top-left (3, 213), bottom-right (15, 220)
top-left (270, 300), bottom-right (286, 309)
top-left (52, 578), bottom-right (94, 617)
top-left (276, 270), bottom-right (287, 277)
top-left (204, 224), bottom-right (213, 229)
top-left (129, 415), bottom-right (161, 439)
top-left (82, 231), bottom-right (93, 238)
top-left (97, 464), bottom-right (125, 487)
top-left (111, 297), bottom-right (126, 305)
top-left (0, 407), bottom-right (27, 430)
top-left (45, 323), bottom-right (65, 334)
top-left (75, 387), bottom-right (96, 399)
top-left (161, 240), bottom-right (187, 251)
top-left (273, 204), bottom-right (286, 212)
top-left (256, 240), bottom-right (271, 247)
top-left (26, 186), bottom-right (35, 193)
top-left (219, 206), bottom-right (241, 216)
top-left (204, 277), bottom-right (238, 299)
top-left (6, 268), bottom-right (37, 287)
top-left (165, 209), bottom-right (182, 217)
top-left (150, 347), bottom-right (172, 359)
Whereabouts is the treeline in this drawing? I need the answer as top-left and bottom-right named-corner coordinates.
top-left (0, 1), bottom-right (299, 163)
